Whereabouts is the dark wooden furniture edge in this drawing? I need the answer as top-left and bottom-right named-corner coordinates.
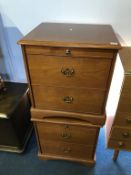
top-left (38, 152), bottom-right (96, 166)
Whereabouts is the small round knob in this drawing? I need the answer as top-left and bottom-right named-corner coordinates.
top-left (126, 118), bottom-right (131, 123)
top-left (122, 132), bottom-right (129, 138)
top-left (118, 141), bottom-right (124, 148)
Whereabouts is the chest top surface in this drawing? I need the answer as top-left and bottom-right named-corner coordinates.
top-left (18, 23), bottom-right (121, 49)
top-left (119, 47), bottom-right (131, 73)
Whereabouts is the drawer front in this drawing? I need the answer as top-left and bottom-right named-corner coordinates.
top-left (117, 92), bottom-right (131, 113)
top-left (122, 75), bottom-right (131, 93)
top-left (26, 46), bottom-right (114, 58)
top-left (27, 54), bottom-right (112, 89)
top-left (31, 108), bottom-right (106, 126)
top-left (108, 139), bottom-right (131, 151)
top-left (110, 127), bottom-right (131, 140)
top-left (32, 85), bottom-right (106, 114)
top-left (114, 112), bottom-right (131, 127)
top-left (40, 141), bottom-right (95, 160)
top-left (36, 122), bottom-right (99, 145)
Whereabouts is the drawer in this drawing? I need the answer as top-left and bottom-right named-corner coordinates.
top-left (108, 139), bottom-right (131, 151)
top-left (25, 46), bottom-right (114, 58)
top-left (110, 127), bottom-right (131, 140)
top-left (114, 112), bottom-right (131, 127)
top-left (40, 141), bottom-right (95, 160)
top-left (117, 92), bottom-right (131, 113)
top-left (36, 122), bottom-right (99, 145)
top-left (27, 54), bottom-right (112, 89)
top-left (122, 75), bottom-right (131, 93)
top-left (32, 85), bottom-right (106, 114)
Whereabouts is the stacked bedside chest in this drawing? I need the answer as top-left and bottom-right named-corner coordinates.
top-left (18, 23), bottom-right (121, 165)
top-left (105, 47), bottom-right (131, 160)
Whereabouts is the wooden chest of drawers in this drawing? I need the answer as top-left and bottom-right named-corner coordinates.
top-left (105, 47), bottom-right (131, 160)
top-left (18, 23), bottom-right (121, 165)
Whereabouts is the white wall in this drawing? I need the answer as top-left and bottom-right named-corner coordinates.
top-left (0, 0), bottom-right (131, 82)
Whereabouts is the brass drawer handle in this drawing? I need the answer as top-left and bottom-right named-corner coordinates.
top-left (61, 133), bottom-right (71, 139)
top-left (61, 68), bottom-right (75, 77)
top-left (122, 132), bottom-right (130, 138)
top-left (65, 49), bottom-right (71, 55)
top-left (118, 141), bottom-right (124, 148)
top-left (126, 118), bottom-right (131, 123)
top-left (62, 147), bottom-right (71, 153)
top-left (63, 96), bottom-right (74, 103)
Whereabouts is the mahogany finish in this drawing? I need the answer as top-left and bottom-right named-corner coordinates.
top-left (25, 46), bottom-right (114, 58)
top-left (40, 141), bottom-right (95, 160)
top-left (36, 121), bottom-right (99, 145)
top-left (19, 23), bottom-right (120, 165)
top-left (105, 47), bottom-right (131, 160)
top-left (27, 54), bottom-right (112, 89)
top-left (18, 23), bottom-right (121, 49)
top-left (110, 127), bottom-right (131, 140)
top-left (114, 112), bottom-right (131, 126)
top-left (31, 108), bottom-right (106, 126)
top-left (108, 139), bottom-right (131, 151)
top-left (32, 85), bottom-right (106, 114)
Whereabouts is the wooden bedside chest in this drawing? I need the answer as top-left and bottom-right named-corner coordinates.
top-left (105, 47), bottom-right (131, 160)
top-left (18, 23), bottom-right (121, 165)
top-left (0, 82), bottom-right (32, 153)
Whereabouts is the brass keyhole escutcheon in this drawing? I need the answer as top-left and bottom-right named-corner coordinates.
top-left (65, 49), bottom-right (71, 55)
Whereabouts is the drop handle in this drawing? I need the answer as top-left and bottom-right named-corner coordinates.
top-left (65, 49), bottom-right (71, 55)
top-left (61, 133), bottom-right (71, 139)
top-left (63, 96), bottom-right (74, 103)
top-left (61, 68), bottom-right (75, 77)
top-left (122, 132), bottom-right (130, 138)
top-left (64, 124), bottom-right (69, 129)
top-left (62, 147), bottom-right (71, 153)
